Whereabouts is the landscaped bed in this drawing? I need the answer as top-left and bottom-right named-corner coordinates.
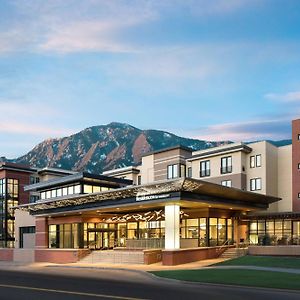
top-left (212, 255), bottom-right (300, 269)
top-left (150, 269), bottom-right (300, 290)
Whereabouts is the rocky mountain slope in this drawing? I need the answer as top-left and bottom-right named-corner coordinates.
top-left (10, 122), bottom-right (229, 173)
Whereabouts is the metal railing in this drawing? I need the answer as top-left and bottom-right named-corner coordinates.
top-left (216, 239), bottom-right (231, 254)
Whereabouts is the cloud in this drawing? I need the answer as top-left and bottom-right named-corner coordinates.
top-left (0, 0), bottom-right (263, 54)
top-left (0, 100), bottom-right (57, 117)
top-left (39, 20), bottom-right (137, 54)
top-left (265, 91), bottom-right (300, 103)
top-left (0, 0), bottom-right (156, 54)
top-left (0, 121), bottom-right (72, 136)
top-left (108, 46), bottom-right (221, 80)
top-left (188, 119), bottom-right (292, 142)
top-left (0, 100), bottom-right (73, 136)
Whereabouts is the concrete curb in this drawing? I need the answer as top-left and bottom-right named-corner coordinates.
top-left (148, 272), bottom-right (300, 294)
top-left (45, 264), bottom-right (155, 279)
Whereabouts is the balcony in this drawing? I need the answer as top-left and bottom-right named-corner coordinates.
top-left (220, 166), bottom-right (232, 174)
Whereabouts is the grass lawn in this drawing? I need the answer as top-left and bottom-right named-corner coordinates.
top-left (212, 255), bottom-right (300, 269)
top-left (150, 269), bottom-right (300, 290)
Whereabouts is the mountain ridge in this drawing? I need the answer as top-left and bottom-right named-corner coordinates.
top-left (2, 123), bottom-right (290, 174)
top-left (3, 123), bottom-right (230, 173)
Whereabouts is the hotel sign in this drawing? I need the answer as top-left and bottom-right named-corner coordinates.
top-left (135, 193), bottom-right (170, 202)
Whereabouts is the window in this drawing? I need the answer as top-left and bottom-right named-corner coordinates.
top-left (74, 185), bottom-right (81, 194)
top-left (187, 167), bottom-right (192, 178)
top-left (221, 156), bottom-right (232, 174)
top-left (256, 155), bottom-right (261, 167)
top-left (180, 164), bottom-right (186, 178)
top-left (19, 226), bottom-right (35, 248)
top-left (29, 195), bottom-right (39, 203)
top-left (167, 164), bottom-right (186, 179)
top-left (250, 156), bottom-right (255, 168)
top-left (250, 178), bottom-right (262, 191)
top-left (298, 193), bottom-right (300, 199)
top-left (137, 175), bottom-right (141, 185)
top-left (7, 179), bottom-right (18, 198)
top-left (200, 160), bottom-right (210, 177)
top-left (167, 164), bottom-right (178, 179)
top-left (93, 186), bottom-right (101, 193)
top-left (30, 176), bottom-right (39, 185)
top-left (298, 134), bottom-right (300, 140)
top-left (0, 179), bottom-right (5, 199)
top-left (221, 180), bottom-right (232, 187)
top-left (49, 223), bottom-right (80, 249)
top-left (251, 154), bottom-right (262, 168)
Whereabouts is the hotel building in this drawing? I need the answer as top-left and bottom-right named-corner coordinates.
top-left (0, 119), bottom-right (300, 265)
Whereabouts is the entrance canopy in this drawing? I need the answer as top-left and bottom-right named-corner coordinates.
top-left (17, 178), bottom-right (280, 217)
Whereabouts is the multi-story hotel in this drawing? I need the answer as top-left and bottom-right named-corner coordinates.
top-left (0, 119), bottom-right (299, 265)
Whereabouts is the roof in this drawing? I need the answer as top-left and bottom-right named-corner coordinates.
top-left (18, 177), bottom-right (280, 215)
top-left (188, 143), bottom-right (252, 161)
top-left (0, 162), bottom-right (35, 174)
top-left (37, 167), bottom-right (77, 176)
top-left (141, 145), bottom-right (193, 158)
top-left (102, 166), bottom-right (140, 176)
top-left (24, 172), bottom-right (133, 192)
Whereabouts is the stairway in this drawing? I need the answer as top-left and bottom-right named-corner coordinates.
top-left (220, 247), bottom-right (248, 259)
top-left (79, 250), bottom-right (144, 264)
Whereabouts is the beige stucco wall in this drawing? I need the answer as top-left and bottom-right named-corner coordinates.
top-left (140, 154), bottom-right (154, 184)
top-left (246, 141), bottom-right (268, 195)
top-left (266, 142), bottom-right (278, 196)
top-left (190, 150), bottom-right (246, 189)
top-left (14, 209), bottom-right (36, 249)
top-left (191, 151), bottom-right (244, 179)
top-left (247, 141), bottom-right (292, 213)
top-left (277, 145), bottom-right (292, 212)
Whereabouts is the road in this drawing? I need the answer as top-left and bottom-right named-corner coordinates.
top-left (0, 267), bottom-right (299, 300)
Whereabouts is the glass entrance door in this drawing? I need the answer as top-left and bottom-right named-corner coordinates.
top-left (87, 230), bottom-right (115, 250)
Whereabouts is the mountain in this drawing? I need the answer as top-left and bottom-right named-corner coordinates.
top-left (13, 122), bottom-right (230, 173)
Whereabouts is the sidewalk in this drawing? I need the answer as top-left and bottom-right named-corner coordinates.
top-left (0, 257), bottom-right (227, 272)
top-left (48, 257), bottom-right (227, 272)
top-left (1, 258), bottom-right (300, 275)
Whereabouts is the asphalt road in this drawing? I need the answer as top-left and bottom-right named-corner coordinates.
top-left (0, 267), bottom-right (299, 300)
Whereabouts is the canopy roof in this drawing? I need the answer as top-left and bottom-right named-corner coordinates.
top-left (17, 178), bottom-right (280, 216)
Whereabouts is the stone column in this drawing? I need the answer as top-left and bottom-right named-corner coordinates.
top-left (233, 218), bottom-right (240, 248)
top-left (165, 204), bottom-right (180, 250)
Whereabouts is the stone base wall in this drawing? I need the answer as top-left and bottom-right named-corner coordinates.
top-left (144, 249), bottom-right (162, 264)
top-left (162, 245), bottom-right (234, 266)
top-left (35, 249), bottom-right (91, 264)
top-left (14, 249), bottom-right (35, 263)
top-left (249, 246), bottom-right (300, 256)
top-left (0, 249), bottom-right (13, 261)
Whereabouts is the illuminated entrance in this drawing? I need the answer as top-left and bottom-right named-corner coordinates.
top-left (21, 177), bottom-right (279, 265)
top-left (86, 225), bottom-right (115, 250)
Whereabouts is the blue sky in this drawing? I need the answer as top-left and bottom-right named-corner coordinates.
top-left (1, 0), bottom-right (300, 158)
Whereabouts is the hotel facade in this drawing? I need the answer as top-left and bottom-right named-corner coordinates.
top-left (0, 119), bottom-right (300, 265)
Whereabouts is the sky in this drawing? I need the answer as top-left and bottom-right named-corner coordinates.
top-left (1, 0), bottom-right (300, 158)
